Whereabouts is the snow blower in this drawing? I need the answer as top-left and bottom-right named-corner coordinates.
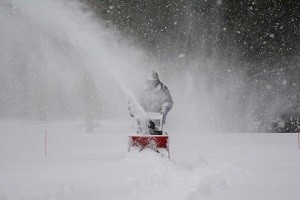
top-left (128, 112), bottom-right (170, 159)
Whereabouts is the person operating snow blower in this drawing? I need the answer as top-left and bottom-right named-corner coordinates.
top-left (128, 71), bottom-right (173, 134)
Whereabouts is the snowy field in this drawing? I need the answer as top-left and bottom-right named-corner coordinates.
top-left (1, 120), bottom-right (300, 200)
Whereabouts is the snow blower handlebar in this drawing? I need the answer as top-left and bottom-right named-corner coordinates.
top-left (134, 112), bottom-right (164, 134)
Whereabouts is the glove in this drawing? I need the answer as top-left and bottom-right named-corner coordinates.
top-left (160, 107), bottom-right (168, 115)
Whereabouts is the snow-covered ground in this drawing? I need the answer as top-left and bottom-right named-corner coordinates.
top-left (1, 120), bottom-right (300, 200)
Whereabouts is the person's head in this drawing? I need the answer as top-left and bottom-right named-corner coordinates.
top-left (146, 71), bottom-right (160, 88)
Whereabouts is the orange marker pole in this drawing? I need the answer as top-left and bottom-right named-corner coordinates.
top-left (45, 130), bottom-right (47, 156)
top-left (298, 133), bottom-right (300, 150)
top-left (44, 113), bottom-right (48, 157)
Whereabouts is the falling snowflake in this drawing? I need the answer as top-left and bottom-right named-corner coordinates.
top-left (283, 80), bottom-right (287, 85)
top-left (178, 53), bottom-right (185, 58)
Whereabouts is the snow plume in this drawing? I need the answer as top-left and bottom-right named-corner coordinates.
top-left (0, 0), bottom-right (148, 120)
top-left (156, 59), bottom-right (254, 133)
top-left (0, 0), bottom-right (281, 132)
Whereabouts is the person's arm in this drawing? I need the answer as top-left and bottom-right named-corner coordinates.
top-left (161, 86), bottom-right (173, 114)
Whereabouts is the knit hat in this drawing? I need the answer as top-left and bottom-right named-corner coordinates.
top-left (147, 71), bottom-right (159, 82)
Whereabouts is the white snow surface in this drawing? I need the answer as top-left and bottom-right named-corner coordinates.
top-left (1, 121), bottom-right (300, 200)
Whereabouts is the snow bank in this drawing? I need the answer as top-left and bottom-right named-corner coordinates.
top-left (0, 121), bottom-right (246, 200)
top-left (1, 121), bottom-right (300, 199)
